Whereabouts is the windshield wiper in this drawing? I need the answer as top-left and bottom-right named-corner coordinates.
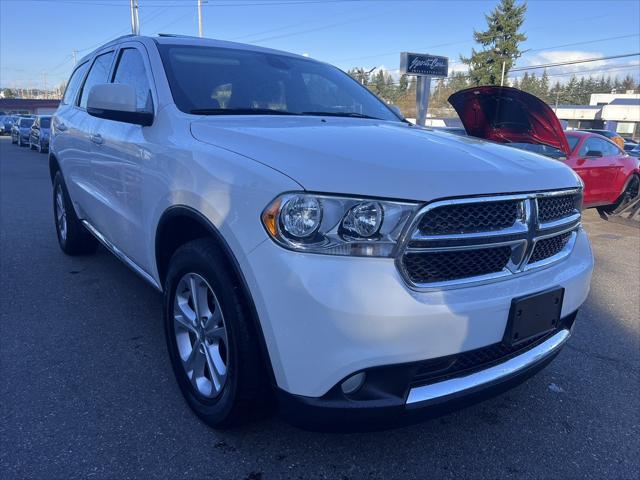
top-left (301, 111), bottom-right (382, 120)
top-left (190, 108), bottom-right (299, 116)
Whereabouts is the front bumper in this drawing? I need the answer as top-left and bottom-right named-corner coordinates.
top-left (278, 313), bottom-right (575, 431)
top-left (244, 226), bottom-right (592, 402)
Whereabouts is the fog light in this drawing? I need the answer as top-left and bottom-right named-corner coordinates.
top-left (340, 372), bottom-right (366, 395)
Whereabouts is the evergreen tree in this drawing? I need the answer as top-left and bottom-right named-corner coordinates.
top-left (539, 70), bottom-right (550, 102)
top-left (460, 0), bottom-right (527, 86)
top-left (565, 76), bottom-right (580, 103)
top-left (621, 74), bottom-right (637, 92)
top-left (347, 67), bottom-right (370, 86)
top-left (398, 74), bottom-right (409, 94)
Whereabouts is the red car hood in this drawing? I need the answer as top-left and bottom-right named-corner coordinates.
top-left (448, 86), bottom-right (570, 155)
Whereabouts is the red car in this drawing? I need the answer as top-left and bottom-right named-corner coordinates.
top-left (564, 131), bottom-right (639, 210)
top-left (449, 86), bottom-right (640, 213)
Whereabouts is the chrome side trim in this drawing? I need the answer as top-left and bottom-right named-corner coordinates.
top-left (405, 329), bottom-right (570, 406)
top-left (82, 220), bottom-right (162, 292)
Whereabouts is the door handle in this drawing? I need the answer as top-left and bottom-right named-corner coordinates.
top-left (90, 133), bottom-right (103, 145)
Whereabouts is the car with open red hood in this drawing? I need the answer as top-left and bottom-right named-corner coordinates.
top-left (449, 86), bottom-right (640, 213)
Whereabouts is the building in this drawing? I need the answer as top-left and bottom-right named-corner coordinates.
top-left (0, 98), bottom-right (60, 115)
top-left (554, 92), bottom-right (640, 140)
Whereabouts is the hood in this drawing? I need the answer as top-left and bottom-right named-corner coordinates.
top-left (190, 116), bottom-right (579, 201)
top-left (448, 86), bottom-right (570, 155)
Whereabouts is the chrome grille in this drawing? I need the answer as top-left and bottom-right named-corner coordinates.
top-left (528, 232), bottom-right (572, 264)
top-left (398, 189), bottom-right (581, 290)
top-left (402, 247), bottom-right (511, 283)
top-left (417, 201), bottom-right (518, 235)
top-left (537, 193), bottom-right (581, 224)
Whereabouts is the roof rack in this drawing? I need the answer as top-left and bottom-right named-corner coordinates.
top-left (157, 33), bottom-right (202, 39)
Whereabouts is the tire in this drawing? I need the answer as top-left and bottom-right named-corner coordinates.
top-left (597, 174), bottom-right (640, 215)
top-left (163, 238), bottom-right (268, 429)
top-left (52, 171), bottom-right (99, 255)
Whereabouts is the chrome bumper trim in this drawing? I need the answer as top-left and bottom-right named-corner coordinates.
top-left (406, 329), bottom-right (570, 406)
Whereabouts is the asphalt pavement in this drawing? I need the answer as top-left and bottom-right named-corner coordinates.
top-left (1, 136), bottom-right (639, 479)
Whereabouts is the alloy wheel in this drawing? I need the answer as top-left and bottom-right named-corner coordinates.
top-left (173, 272), bottom-right (229, 398)
top-left (613, 175), bottom-right (640, 213)
top-left (55, 185), bottom-right (67, 241)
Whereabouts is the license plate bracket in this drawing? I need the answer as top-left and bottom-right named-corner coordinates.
top-left (504, 287), bottom-right (564, 346)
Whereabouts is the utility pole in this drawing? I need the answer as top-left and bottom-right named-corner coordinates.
top-left (72, 50), bottom-right (78, 65)
top-left (500, 60), bottom-right (506, 87)
top-left (197, 0), bottom-right (204, 37)
top-left (42, 72), bottom-right (48, 99)
top-left (130, 0), bottom-right (140, 35)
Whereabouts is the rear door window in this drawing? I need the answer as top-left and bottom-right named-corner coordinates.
top-left (78, 51), bottom-right (115, 109)
top-left (61, 61), bottom-right (89, 106)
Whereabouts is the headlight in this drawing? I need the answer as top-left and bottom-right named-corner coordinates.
top-left (261, 192), bottom-right (418, 257)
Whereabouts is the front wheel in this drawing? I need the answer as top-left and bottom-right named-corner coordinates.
top-left (163, 239), bottom-right (268, 428)
top-left (598, 174), bottom-right (640, 215)
top-left (52, 172), bottom-right (98, 255)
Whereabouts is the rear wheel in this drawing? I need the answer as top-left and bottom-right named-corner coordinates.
top-left (598, 174), bottom-right (640, 215)
top-left (52, 172), bottom-right (99, 255)
top-left (163, 238), bottom-right (268, 428)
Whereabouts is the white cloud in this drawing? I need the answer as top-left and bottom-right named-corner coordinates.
top-left (449, 62), bottom-right (469, 74)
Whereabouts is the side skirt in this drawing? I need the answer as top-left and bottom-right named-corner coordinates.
top-left (82, 220), bottom-right (162, 292)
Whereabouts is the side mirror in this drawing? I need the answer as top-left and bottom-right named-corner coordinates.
top-left (389, 105), bottom-right (403, 118)
top-left (585, 150), bottom-right (603, 158)
top-left (87, 83), bottom-right (153, 126)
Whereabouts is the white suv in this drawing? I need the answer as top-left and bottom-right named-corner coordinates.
top-left (50, 34), bottom-right (593, 430)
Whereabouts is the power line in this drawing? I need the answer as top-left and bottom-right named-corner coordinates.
top-left (510, 52), bottom-right (640, 72)
top-left (332, 30), bottom-right (635, 64)
top-left (523, 34), bottom-right (640, 55)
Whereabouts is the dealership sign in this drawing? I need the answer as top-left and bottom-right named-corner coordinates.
top-left (400, 52), bottom-right (449, 77)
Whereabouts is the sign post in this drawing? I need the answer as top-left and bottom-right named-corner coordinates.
top-left (400, 52), bottom-right (448, 126)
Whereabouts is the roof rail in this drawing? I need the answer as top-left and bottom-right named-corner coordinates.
top-left (157, 33), bottom-right (202, 39)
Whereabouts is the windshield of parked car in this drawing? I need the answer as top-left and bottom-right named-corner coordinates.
top-left (506, 142), bottom-right (566, 159)
top-left (40, 118), bottom-right (51, 128)
top-left (157, 44), bottom-right (401, 121)
top-left (19, 118), bottom-right (34, 127)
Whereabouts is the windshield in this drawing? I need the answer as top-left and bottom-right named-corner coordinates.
top-left (506, 142), bottom-right (566, 159)
top-left (158, 44), bottom-right (401, 121)
top-left (19, 118), bottom-right (34, 127)
top-left (40, 118), bottom-right (51, 128)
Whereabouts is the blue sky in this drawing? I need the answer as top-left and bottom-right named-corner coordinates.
top-left (1, 0), bottom-right (639, 90)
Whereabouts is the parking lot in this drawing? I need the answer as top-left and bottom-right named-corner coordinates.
top-left (0, 135), bottom-right (638, 479)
